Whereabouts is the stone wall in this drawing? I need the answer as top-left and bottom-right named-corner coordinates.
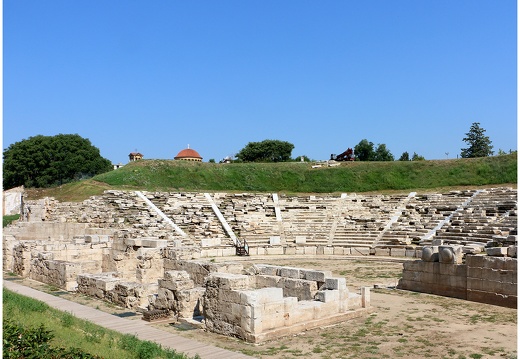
top-left (201, 264), bottom-right (370, 343)
top-left (3, 186), bottom-right (24, 216)
top-left (76, 272), bottom-right (159, 310)
top-left (397, 248), bottom-right (517, 308)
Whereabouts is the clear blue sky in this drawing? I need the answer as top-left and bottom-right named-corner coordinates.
top-left (4, 1), bottom-right (517, 164)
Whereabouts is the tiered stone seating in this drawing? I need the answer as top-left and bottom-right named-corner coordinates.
top-left (212, 193), bottom-right (279, 247)
top-left (16, 187), bottom-right (517, 255)
top-left (382, 191), bottom-right (476, 246)
top-left (147, 192), bottom-right (230, 245)
top-left (332, 194), bottom-right (407, 247)
top-left (435, 187), bottom-right (517, 245)
top-left (279, 195), bottom-right (337, 246)
top-left (42, 191), bottom-right (169, 240)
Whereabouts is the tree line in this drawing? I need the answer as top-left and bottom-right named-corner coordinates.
top-left (234, 122), bottom-right (495, 163)
top-left (2, 123), bottom-right (499, 189)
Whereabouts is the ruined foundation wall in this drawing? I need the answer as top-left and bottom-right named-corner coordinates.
top-left (465, 255), bottom-right (517, 308)
top-left (202, 268), bottom-right (370, 343)
top-left (397, 255), bottom-right (517, 308)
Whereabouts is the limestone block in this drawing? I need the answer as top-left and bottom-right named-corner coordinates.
top-left (333, 247), bottom-right (345, 255)
top-left (125, 238), bottom-right (142, 246)
top-left (447, 274), bottom-right (467, 289)
top-left (351, 247), bottom-right (370, 256)
top-left (222, 247), bottom-right (236, 256)
top-left (262, 300), bottom-right (285, 316)
top-left (348, 292), bottom-right (362, 309)
top-left (247, 246), bottom-right (258, 256)
top-left (218, 289), bottom-right (242, 303)
top-left (208, 273), bottom-right (250, 290)
top-left (322, 246), bottom-right (334, 255)
top-left (374, 248), bottom-right (390, 256)
top-left (257, 287), bottom-right (284, 304)
top-left (315, 289), bottom-right (340, 303)
top-left (422, 246), bottom-right (439, 262)
top-left (255, 275), bottom-right (281, 289)
top-left (295, 236), bottom-right (306, 244)
top-left (463, 244), bottom-right (484, 254)
top-left (73, 237), bottom-right (86, 244)
top-left (279, 267), bottom-right (300, 279)
top-left (439, 263), bottom-right (463, 276)
top-left (239, 287), bottom-right (283, 307)
top-left (284, 246), bottom-right (296, 255)
top-left (141, 238), bottom-right (168, 248)
top-left (507, 246), bottom-right (517, 258)
top-left (202, 248), bottom-right (219, 257)
top-left (290, 301), bottom-right (316, 322)
top-left (95, 277), bottom-right (119, 292)
top-left (283, 296), bottom-right (298, 312)
top-left (164, 270), bottom-right (191, 281)
top-left (405, 248), bottom-right (418, 257)
top-left (65, 281), bottom-right (78, 291)
top-left (159, 278), bottom-right (194, 291)
top-left (432, 239), bottom-right (444, 246)
top-left (201, 238), bottom-right (221, 247)
top-left (295, 247), bottom-right (305, 255)
top-left (439, 245), bottom-right (463, 264)
top-left (37, 252), bottom-right (54, 260)
top-left (301, 269), bottom-right (332, 282)
top-left (390, 248), bottom-right (406, 257)
top-left (361, 287), bottom-right (371, 308)
top-left (269, 236), bottom-right (281, 245)
top-left (304, 246), bottom-right (317, 255)
top-left (266, 246), bottom-right (284, 255)
top-left (254, 264), bottom-right (279, 276)
top-left (325, 277), bottom-right (347, 291)
top-left (486, 247), bottom-right (508, 257)
top-left (480, 268), bottom-right (515, 283)
top-left (85, 235), bottom-right (100, 244)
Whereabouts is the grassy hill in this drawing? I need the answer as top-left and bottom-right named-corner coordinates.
top-left (26, 154), bottom-right (517, 202)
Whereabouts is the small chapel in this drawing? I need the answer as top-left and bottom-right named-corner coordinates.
top-left (174, 145), bottom-right (203, 162)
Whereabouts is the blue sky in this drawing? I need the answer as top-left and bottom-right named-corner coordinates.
top-left (4, 1), bottom-right (517, 164)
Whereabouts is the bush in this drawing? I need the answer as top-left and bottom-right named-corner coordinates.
top-left (3, 319), bottom-right (102, 359)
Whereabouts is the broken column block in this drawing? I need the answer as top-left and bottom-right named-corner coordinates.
top-left (438, 245), bottom-right (463, 264)
top-left (422, 246), bottom-right (439, 262)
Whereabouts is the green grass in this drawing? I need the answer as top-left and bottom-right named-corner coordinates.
top-left (25, 154), bottom-right (517, 202)
top-left (3, 289), bottom-right (197, 359)
top-left (3, 213), bottom-right (20, 227)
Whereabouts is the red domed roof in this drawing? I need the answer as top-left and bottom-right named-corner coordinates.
top-left (174, 148), bottom-right (202, 160)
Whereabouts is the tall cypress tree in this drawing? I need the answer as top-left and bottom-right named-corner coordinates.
top-left (460, 122), bottom-right (494, 158)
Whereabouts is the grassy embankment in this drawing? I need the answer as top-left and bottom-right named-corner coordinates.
top-left (26, 154), bottom-right (517, 202)
top-left (3, 288), bottom-right (197, 359)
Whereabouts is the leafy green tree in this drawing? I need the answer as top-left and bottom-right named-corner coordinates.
top-left (236, 139), bottom-right (294, 162)
top-left (399, 152), bottom-right (410, 161)
top-left (353, 139), bottom-right (375, 161)
top-left (3, 134), bottom-right (113, 189)
top-left (412, 152), bottom-right (425, 161)
top-left (460, 122), bottom-right (494, 158)
top-left (373, 144), bottom-right (394, 161)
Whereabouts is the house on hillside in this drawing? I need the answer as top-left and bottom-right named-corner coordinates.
top-left (129, 152), bottom-right (143, 161)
